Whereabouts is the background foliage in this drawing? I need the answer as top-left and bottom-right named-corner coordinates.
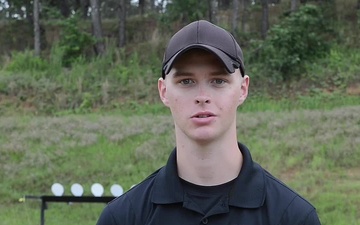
top-left (0, 0), bottom-right (359, 224)
top-left (0, 0), bottom-right (359, 114)
top-left (256, 5), bottom-right (332, 80)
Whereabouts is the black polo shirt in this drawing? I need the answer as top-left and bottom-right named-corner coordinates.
top-left (97, 143), bottom-right (321, 225)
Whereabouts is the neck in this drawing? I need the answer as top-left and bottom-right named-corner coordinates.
top-left (175, 133), bottom-right (243, 186)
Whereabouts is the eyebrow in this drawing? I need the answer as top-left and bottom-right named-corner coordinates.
top-left (173, 69), bottom-right (229, 77)
top-left (173, 71), bottom-right (193, 77)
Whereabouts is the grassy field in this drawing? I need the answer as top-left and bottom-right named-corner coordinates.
top-left (0, 95), bottom-right (359, 225)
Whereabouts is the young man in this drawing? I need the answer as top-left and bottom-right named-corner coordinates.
top-left (96, 20), bottom-right (321, 225)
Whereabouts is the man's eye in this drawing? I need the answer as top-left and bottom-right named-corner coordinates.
top-left (212, 79), bottom-right (226, 85)
top-left (180, 79), bottom-right (194, 85)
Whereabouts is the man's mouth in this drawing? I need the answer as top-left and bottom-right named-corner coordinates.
top-left (197, 115), bottom-right (211, 118)
top-left (192, 112), bottom-right (215, 118)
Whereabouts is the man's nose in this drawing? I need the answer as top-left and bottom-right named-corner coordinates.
top-left (195, 96), bottom-right (210, 104)
top-left (194, 86), bottom-right (211, 104)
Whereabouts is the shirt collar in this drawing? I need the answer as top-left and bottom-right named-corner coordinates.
top-left (151, 143), bottom-right (265, 208)
top-left (151, 149), bottom-right (184, 204)
top-left (228, 142), bottom-right (265, 208)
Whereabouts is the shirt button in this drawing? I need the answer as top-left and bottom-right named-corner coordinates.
top-left (202, 218), bottom-right (208, 224)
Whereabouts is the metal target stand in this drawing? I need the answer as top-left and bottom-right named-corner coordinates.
top-left (21, 195), bottom-right (115, 225)
top-left (20, 183), bottom-right (124, 225)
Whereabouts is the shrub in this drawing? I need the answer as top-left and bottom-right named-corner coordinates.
top-left (58, 16), bottom-right (95, 67)
top-left (257, 4), bottom-right (333, 81)
top-left (304, 45), bottom-right (360, 90)
top-left (5, 50), bottom-right (49, 75)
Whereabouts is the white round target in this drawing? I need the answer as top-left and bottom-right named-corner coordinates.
top-left (91, 183), bottom-right (104, 197)
top-left (110, 184), bottom-right (124, 197)
top-left (71, 183), bottom-right (84, 196)
top-left (51, 183), bottom-right (64, 196)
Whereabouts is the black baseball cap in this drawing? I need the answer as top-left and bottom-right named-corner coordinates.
top-left (162, 20), bottom-right (245, 78)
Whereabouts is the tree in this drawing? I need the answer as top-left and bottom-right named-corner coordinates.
top-left (75, 0), bottom-right (90, 18)
top-left (240, 0), bottom-right (250, 33)
top-left (232, 0), bottom-right (239, 34)
top-left (291, 0), bottom-right (298, 12)
top-left (149, 0), bottom-right (156, 11)
top-left (209, 0), bottom-right (218, 24)
top-left (48, 0), bottom-right (71, 17)
top-left (33, 0), bottom-right (41, 56)
top-left (25, 0), bottom-right (33, 24)
top-left (139, 0), bottom-right (145, 15)
top-left (218, 0), bottom-right (231, 9)
top-left (261, 0), bottom-right (269, 39)
top-left (163, 0), bottom-right (208, 25)
top-left (90, 0), bottom-right (105, 55)
top-left (118, 0), bottom-right (126, 48)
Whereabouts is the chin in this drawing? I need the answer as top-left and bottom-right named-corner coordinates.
top-left (189, 132), bottom-right (218, 144)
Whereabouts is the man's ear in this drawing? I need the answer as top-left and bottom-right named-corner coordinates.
top-left (158, 78), bottom-right (170, 107)
top-left (238, 75), bottom-right (250, 105)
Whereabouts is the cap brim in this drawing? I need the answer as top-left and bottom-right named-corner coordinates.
top-left (162, 44), bottom-right (239, 77)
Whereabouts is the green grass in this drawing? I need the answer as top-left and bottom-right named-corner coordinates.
top-left (241, 93), bottom-right (360, 112)
top-left (0, 97), bottom-right (359, 225)
top-left (52, 93), bottom-right (358, 117)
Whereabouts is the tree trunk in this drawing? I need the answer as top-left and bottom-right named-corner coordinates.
top-left (232, 0), bottom-right (239, 34)
top-left (219, 0), bottom-right (231, 9)
top-left (80, 0), bottom-right (90, 18)
top-left (60, 0), bottom-right (71, 17)
top-left (150, 0), bottom-right (156, 11)
top-left (241, 0), bottom-right (250, 33)
top-left (291, 0), bottom-right (298, 12)
top-left (33, 0), bottom-right (41, 56)
top-left (209, 0), bottom-right (218, 24)
top-left (74, 0), bottom-right (89, 19)
top-left (26, 0), bottom-right (34, 25)
top-left (48, 0), bottom-right (70, 17)
top-left (357, 0), bottom-right (360, 31)
top-left (90, 0), bottom-right (105, 55)
top-left (261, 0), bottom-right (269, 39)
top-left (139, 0), bottom-right (145, 15)
top-left (118, 0), bottom-right (126, 48)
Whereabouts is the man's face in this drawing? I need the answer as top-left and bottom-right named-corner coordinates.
top-left (158, 49), bottom-right (249, 144)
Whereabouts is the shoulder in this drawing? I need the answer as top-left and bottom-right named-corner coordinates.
top-left (263, 170), bottom-right (321, 225)
top-left (237, 143), bottom-right (320, 224)
top-left (96, 168), bottom-right (162, 225)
